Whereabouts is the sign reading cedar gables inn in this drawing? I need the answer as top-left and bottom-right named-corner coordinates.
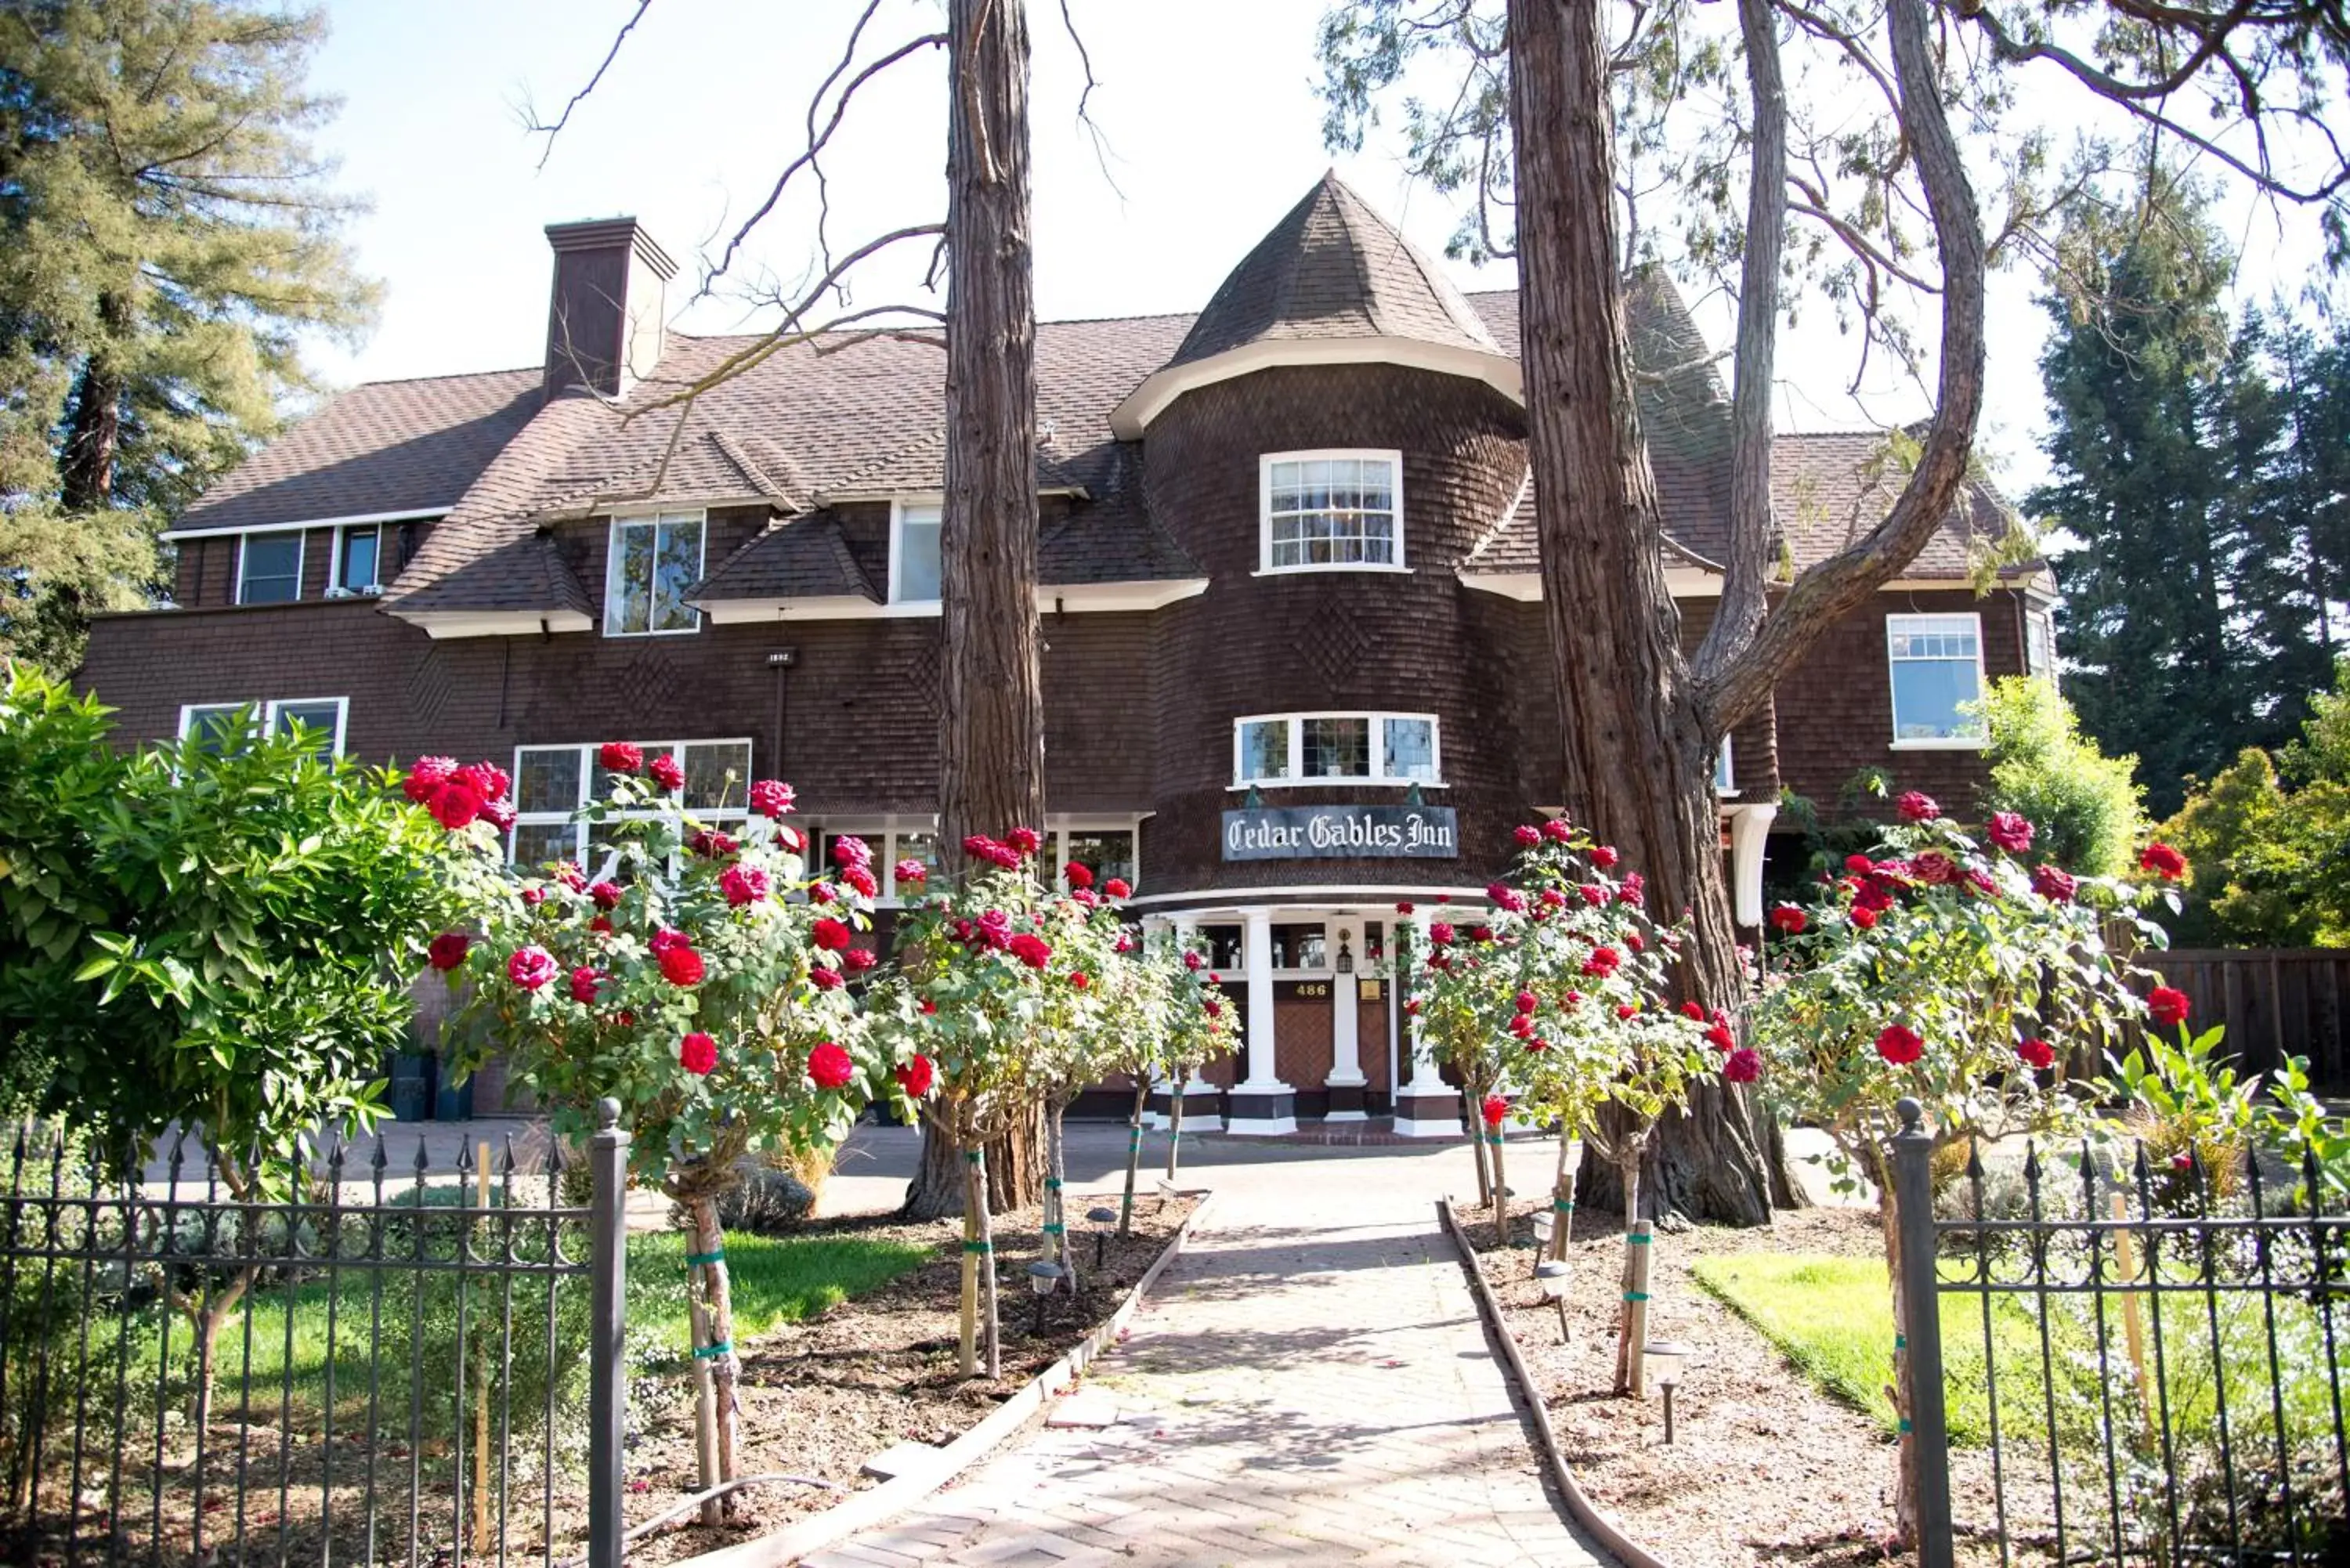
top-left (1222, 804), bottom-right (1459, 860)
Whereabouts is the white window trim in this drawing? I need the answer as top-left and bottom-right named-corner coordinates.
top-left (1715, 735), bottom-right (1737, 797)
top-left (1885, 611), bottom-right (1989, 750)
top-left (1231, 711), bottom-right (1445, 789)
top-left (811, 818), bottom-right (940, 905)
top-left (888, 496), bottom-right (945, 610)
top-left (328, 524), bottom-right (383, 597)
top-left (235, 528), bottom-right (306, 606)
top-left (602, 511), bottom-right (707, 638)
top-left (1052, 819), bottom-right (1144, 895)
top-left (1255, 449), bottom-right (1409, 576)
top-left (509, 738), bottom-right (755, 867)
top-left (177, 697), bottom-right (348, 757)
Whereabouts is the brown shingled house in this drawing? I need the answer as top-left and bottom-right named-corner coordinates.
top-left (78, 175), bottom-right (2055, 1134)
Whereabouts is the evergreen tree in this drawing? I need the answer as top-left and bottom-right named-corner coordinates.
top-left (0, 0), bottom-right (374, 670)
top-left (2032, 180), bottom-right (2310, 816)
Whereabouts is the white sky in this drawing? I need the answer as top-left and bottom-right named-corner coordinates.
top-left (302, 0), bottom-right (2335, 500)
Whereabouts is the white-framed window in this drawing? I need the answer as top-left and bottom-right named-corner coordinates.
top-left (2025, 605), bottom-right (2059, 683)
top-left (331, 525), bottom-right (381, 595)
top-left (889, 500), bottom-right (943, 606)
top-left (808, 820), bottom-right (1141, 901)
top-left (1887, 612), bottom-right (1987, 746)
top-left (814, 825), bottom-right (938, 901)
top-left (177, 697), bottom-right (348, 759)
top-left (237, 529), bottom-right (304, 605)
top-left (1715, 735), bottom-right (1736, 795)
top-left (1231, 712), bottom-right (1442, 788)
top-left (1258, 450), bottom-right (1405, 573)
top-left (508, 738), bottom-right (754, 869)
top-left (604, 511), bottom-right (706, 636)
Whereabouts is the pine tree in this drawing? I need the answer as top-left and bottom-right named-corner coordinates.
top-left (0, 0), bottom-right (374, 670)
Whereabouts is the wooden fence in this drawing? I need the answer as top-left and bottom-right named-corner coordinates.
top-left (2146, 948), bottom-right (2350, 1087)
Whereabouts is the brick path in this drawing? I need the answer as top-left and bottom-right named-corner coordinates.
top-left (809, 1144), bottom-right (1611, 1567)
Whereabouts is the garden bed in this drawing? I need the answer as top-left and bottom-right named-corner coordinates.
top-left (626, 1193), bottom-right (1199, 1564)
top-left (1453, 1195), bottom-right (2039, 1567)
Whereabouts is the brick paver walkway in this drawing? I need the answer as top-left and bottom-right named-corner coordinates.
top-left (810, 1146), bottom-right (1611, 1567)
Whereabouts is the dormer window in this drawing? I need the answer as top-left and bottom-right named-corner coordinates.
top-left (890, 500), bottom-right (942, 605)
top-left (237, 529), bottom-right (304, 605)
top-left (606, 511), bottom-right (704, 636)
top-left (1260, 451), bottom-right (1404, 573)
top-left (333, 525), bottom-right (381, 594)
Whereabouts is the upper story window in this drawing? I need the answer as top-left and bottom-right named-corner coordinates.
top-left (1260, 451), bottom-right (1404, 573)
top-left (332, 526), bottom-right (381, 595)
top-left (890, 500), bottom-right (943, 605)
top-left (605, 511), bottom-right (705, 636)
top-left (1715, 735), bottom-right (1736, 795)
top-left (1233, 712), bottom-right (1441, 788)
top-left (178, 697), bottom-right (348, 760)
top-left (2025, 605), bottom-right (2059, 683)
top-left (237, 530), bottom-right (304, 605)
top-left (1887, 612), bottom-right (1987, 746)
top-left (509, 738), bottom-right (752, 869)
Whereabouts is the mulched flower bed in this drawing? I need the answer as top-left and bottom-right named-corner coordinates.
top-left (627, 1193), bottom-right (1198, 1563)
top-left (1456, 1196), bottom-right (2032, 1567)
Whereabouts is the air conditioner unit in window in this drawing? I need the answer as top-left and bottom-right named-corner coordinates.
top-left (324, 586), bottom-right (352, 600)
top-left (360, 583), bottom-right (382, 596)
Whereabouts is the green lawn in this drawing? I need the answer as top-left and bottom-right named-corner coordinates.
top-left (631, 1230), bottom-right (931, 1353)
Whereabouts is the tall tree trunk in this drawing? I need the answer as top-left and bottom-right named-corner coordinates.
top-left (1119, 1079), bottom-right (1148, 1234)
top-left (904, 1097), bottom-right (1042, 1218)
top-left (59, 291), bottom-right (133, 513)
top-left (1507, 0), bottom-right (1778, 1226)
top-left (937, 0), bottom-right (1043, 883)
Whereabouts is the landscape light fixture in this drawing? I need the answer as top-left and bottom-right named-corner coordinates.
top-left (1643, 1340), bottom-right (1693, 1443)
top-left (1027, 1260), bottom-right (1065, 1334)
top-left (1086, 1205), bottom-right (1119, 1269)
top-left (1528, 1210), bottom-right (1554, 1274)
top-left (1156, 1176), bottom-right (1177, 1211)
top-left (1534, 1260), bottom-right (1572, 1342)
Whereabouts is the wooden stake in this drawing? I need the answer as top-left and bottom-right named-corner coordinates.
top-left (1620, 1219), bottom-right (1654, 1397)
top-left (958, 1147), bottom-right (980, 1377)
top-left (2110, 1191), bottom-right (2158, 1445)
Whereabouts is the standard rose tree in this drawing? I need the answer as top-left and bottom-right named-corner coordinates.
top-left (434, 746), bottom-right (910, 1507)
top-left (1014, 867), bottom-right (1133, 1289)
top-left (1750, 796), bottom-right (2172, 1545)
top-left (1159, 938), bottom-right (1240, 1185)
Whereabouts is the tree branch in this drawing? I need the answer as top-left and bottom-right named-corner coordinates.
top-left (526, 0), bottom-right (653, 171)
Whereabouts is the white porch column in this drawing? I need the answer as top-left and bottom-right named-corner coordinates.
top-left (1394, 934), bottom-right (1461, 1137)
top-left (1326, 966), bottom-right (1368, 1120)
top-left (1153, 914), bottom-right (1220, 1131)
top-left (1226, 907), bottom-right (1296, 1135)
top-left (1727, 802), bottom-right (1780, 929)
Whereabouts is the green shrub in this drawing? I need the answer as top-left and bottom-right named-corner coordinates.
top-left (1976, 675), bottom-right (2146, 876)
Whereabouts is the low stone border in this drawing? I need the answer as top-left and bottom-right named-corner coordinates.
top-left (1437, 1199), bottom-right (1673, 1568)
top-left (683, 1190), bottom-right (1216, 1568)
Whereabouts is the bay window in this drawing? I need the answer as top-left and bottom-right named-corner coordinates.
top-left (1232, 713), bottom-right (1442, 788)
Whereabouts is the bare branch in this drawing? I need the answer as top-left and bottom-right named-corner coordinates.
top-left (525, 0), bottom-right (653, 171)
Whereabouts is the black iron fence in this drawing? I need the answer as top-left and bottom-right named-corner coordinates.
top-left (0, 1104), bottom-right (632, 1568)
top-left (1896, 1100), bottom-right (2350, 1566)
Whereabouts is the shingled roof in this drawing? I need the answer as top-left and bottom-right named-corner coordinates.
top-left (174, 366), bottom-right (543, 533)
top-left (1772, 432), bottom-right (2026, 580)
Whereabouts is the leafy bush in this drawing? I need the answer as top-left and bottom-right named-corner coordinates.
top-left (1976, 676), bottom-right (2146, 877)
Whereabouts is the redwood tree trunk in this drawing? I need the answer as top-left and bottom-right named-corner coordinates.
top-left (904, 1098), bottom-right (1042, 1219)
top-left (1507, 0), bottom-right (1777, 1224)
top-left (59, 290), bottom-right (132, 513)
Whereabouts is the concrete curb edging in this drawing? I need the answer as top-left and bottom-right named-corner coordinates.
top-left (1437, 1199), bottom-right (1676, 1568)
top-left (682, 1190), bottom-right (1216, 1568)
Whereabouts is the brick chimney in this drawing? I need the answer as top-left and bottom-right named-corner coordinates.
top-left (542, 217), bottom-right (678, 401)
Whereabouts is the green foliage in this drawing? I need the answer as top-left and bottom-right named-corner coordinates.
top-left (629, 1230), bottom-right (929, 1354)
top-left (2106, 1024), bottom-right (2261, 1205)
top-left (0, 502), bottom-right (160, 676)
top-left (439, 766), bottom-right (889, 1194)
top-left (1975, 676), bottom-right (2146, 877)
top-left (0, 667), bottom-right (472, 1173)
top-left (2160, 661), bottom-right (2350, 946)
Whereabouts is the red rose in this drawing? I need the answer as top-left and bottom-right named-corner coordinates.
top-left (1680, 1001), bottom-right (1706, 1021)
top-left (1395, 901), bottom-right (1415, 915)
top-left (1875, 1024), bottom-right (1925, 1065)
top-left (1851, 905), bottom-right (1881, 930)
top-left (1203, 999), bottom-right (1223, 1018)
top-left (686, 829), bottom-right (739, 859)
top-left (1914, 852), bottom-right (1959, 886)
top-left (590, 880), bottom-right (622, 911)
top-left (844, 947), bottom-right (877, 972)
top-left (721, 864), bottom-right (770, 907)
top-left (590, 916), bottom-right (613, 935)
top-left (428, 932), bottom-right (472, 971)
top-left (919, 997), bottom-right (938, 1015)
top-left (522, 886), bottom-right (548, 909)
top-left (1705, 1023), bottom-right (1735, 1052)
top-left (830, 835), bottom-right (872, 872)
top-left (429, 780), bottom-right (483, 830)
top-left (1064, 862), bottom-right (1096, 890)
top-left (1428, 922), bottom-right (1455, 947)
top-left (482, 797), bottom-right (516, 831)
top-left (895, 1054), bottom-right (935, 1097)
top-left (1723, 1047), bottom-right (1762, 1084)
top-left (1005, 826), bottom-right (1042, 856)
top-left (1987, 812), bottom-right (2034, 853)
top-left (1615, 1003), bottom-right (1639, 1020)
top-left (2149, 986), bottom-right (2190, 1027)
top-left (812, 917), bottom-right (852, 952)
top-left (1183, 950), bottom-right (1204, 971)
top-left (2017, 1037), bottom-right (2056, 1070)
top-left (2140, 842), bottom-right (2188, 882)
top-left (1896, 791), bottom-right (1941, 822)
top-left (1069, 970), bottom-right (1090, 989)
top-left (1580, 883), bottom-right (1607, 907)
top-left (807, 1042), bottom-right (855, 1089)
top-left (1539, 888), bottom-right (1565, 909)
top-left (1582, 946), bottom-right (1622, 977)
top-left (811, 882), bottom-right (837, 905)
top-left (1617, 873), bottom-right (1646, 906)
top-left (809, 965), bottom-right (844, 990)
top-left (2032, 864), bottom-right (2078, 903)
top-left (552, 861), bottom-right (586, 893)
top-left (1844, 853), bottom-right (1876, 875)
top-left (506, 945), bottom-right (556, 992)
top-left (679, 1031), bottom-right (718, 1076)
top-left (1007, 932), bottom-right (1052, 970)
top-left (895, 858), bottom-right (929, 887)
top-left (659, 946), bottom-right (706, 987)
top-left (403, 756), bottom-right (456, 803)
top-left (569, 966), bottom-right (602, 1004)
top-left (1514, 824), bottom-right (1543, 849)
top-left (841, 865), bottom-right (878, 898)
top-left (1104, 877), bottom-right (1131, 899)
top-left (1770, 903), bottom-right (1807, 934)
top-left (1542, 818), bottom-right (1572, 844)
top-left (749, 779), bottom-right (796, 818)
top-left (617, 1010), bottom-right (635, 1028)
top-left (454, 761), bottom-right (510, 804)
top-left (650, 927), bottom-right (691, 956)
top-left (647, 753), bottom-right (685, 792)
top-left (1515, 990), bottom-right (1538, 1015)
top-left (1592, 845), bottom-right (1620, 869)
top-left (1481, 1094), bottom-right (1509, 1128)
top-left (1625, 931), bottom-right (1646, 952)
top-left (597, 742), bottom-right (642, 774)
